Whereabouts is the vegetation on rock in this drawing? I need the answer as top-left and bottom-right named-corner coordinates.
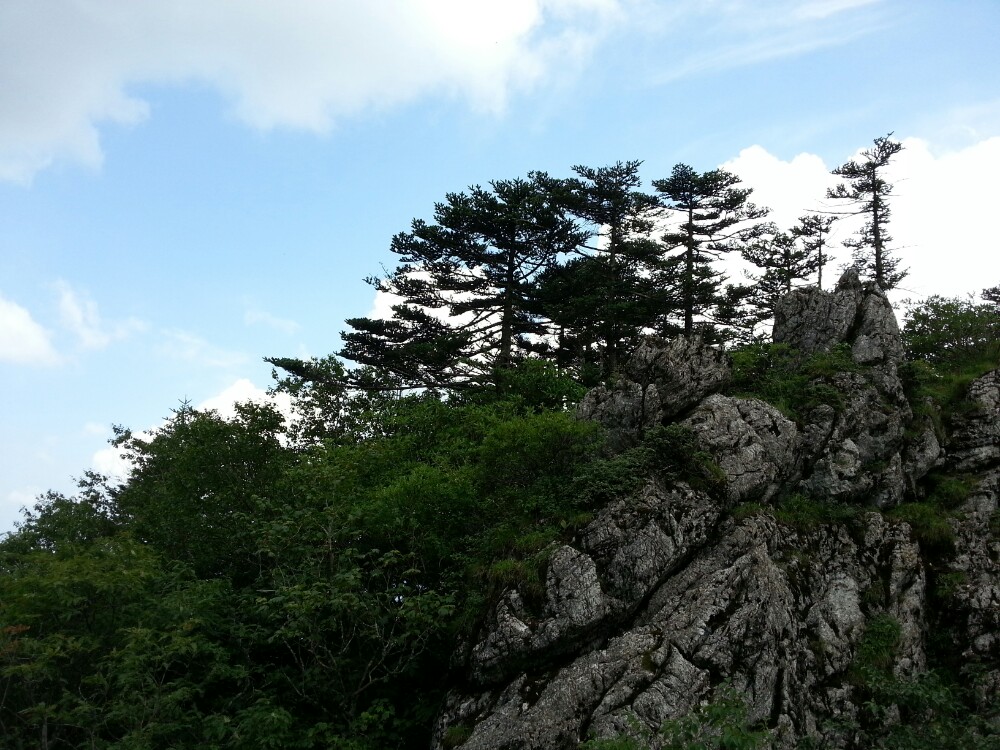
top-left (3, 137), bottom-right (998, 749)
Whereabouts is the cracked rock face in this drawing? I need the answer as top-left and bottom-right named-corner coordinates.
top-left (773, 269), bottom-right (904, 368)
top-left (433, 283), bottom-right (1000, 749)
top-left (683, 394), bottom-right (797, 504)
top-left (578, 336), bottom-right (731, 447)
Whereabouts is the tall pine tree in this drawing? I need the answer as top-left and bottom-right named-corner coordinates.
top-left (534, 161), bottom-right (664, 380)
top-left (791, 213), bottom-right (836, 290)
top-left (654, 164), bottom-right (769, 337)
top-left (827, 133), bottom-right (906, 289)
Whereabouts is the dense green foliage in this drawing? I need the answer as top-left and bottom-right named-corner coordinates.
top-left (1, 364), bottom-right (612, 749)
top-left (4, 138), bottom-right (998, 748)
top-left (727, 342), bottom-right (860, 422)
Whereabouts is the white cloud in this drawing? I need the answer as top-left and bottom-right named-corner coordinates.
top-left (0, 0), bottom-right (620, 183)
top-left (721, 136), bottom-right (1000, 301)
top-left (721, 145), bottom-right (838, 230)
top-left (244, 308), bottom-right (300, 335)
top-left (0, 292), bottom-right (61, 365)
top-left (91, 445), bottom-right (132, 483)
top-left (158, 329), bottom-right (249, 369)
top-left (197, 378), bottom-right (292, 422)
top-left (1, 487), bottom-right (40, 535)
top-left (56, 280), bottom-right (145, 350)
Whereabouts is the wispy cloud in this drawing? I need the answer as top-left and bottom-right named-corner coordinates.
top-left (0, 0), bottom-right (622, 183)
top-left (0, 292), bottom-right (60, 365)
top-left (55, 280), bottom-right (145, 350)
top-left (244, 308), bottom-right (300, 335)
top-left (792, 0), bottom-right (880, 22)
top-left (643, 0), bottom-right (887, 85)
top-left (157, 329), bottom-right (249, 369)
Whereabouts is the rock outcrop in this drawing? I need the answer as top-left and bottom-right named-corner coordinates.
top-left (434, 273), bottom-right (999, 749)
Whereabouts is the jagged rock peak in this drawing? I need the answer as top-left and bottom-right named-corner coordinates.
top-left (773, 268), bottom-right (904, 367)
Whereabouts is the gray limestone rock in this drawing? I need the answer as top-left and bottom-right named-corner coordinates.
top-left (432, 279), bottom-right (1000, 750)
top-left (797, 369), bottom-right (911, 507)
top-left (578, 336), bottom-right (730, 445)
top-left (773, 268), bottom-right (904, 368)
top-left (434, 513), bottom-right (929, 750)
top-left (949, 369), bottom-right (1000, 472)
top-left (683, 394), bottom-right (798, 504)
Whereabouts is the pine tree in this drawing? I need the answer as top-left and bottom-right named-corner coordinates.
top-left (341, 173), bottom-right (585, 389)
top-left (827, 133), bottom-right (906, 289)
top-left (654, 164), bottom-right (769, 337)
top-left (791, 213), bottom-right (836, 290)
top-left (535, 161), bottom-right (664, 379)
top-left (742, 227), bottom-right (821, 328)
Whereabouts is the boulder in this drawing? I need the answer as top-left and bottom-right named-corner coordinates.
top-left (578, 336), bottom-right (730, 445)
top-left (773, 268), bottom-right (904, 368)
top-left (683, 394), bottom-right (798, 504)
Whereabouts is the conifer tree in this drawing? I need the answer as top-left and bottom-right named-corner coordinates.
top-left (827, 133), bottom-right (906, 289)
top-left (791, 213), bottom-right (836, 290)
top-left (741, 227), bottom-right (821, 327)
top-left (534, 161), bottom-right (664, 379)
top-left (341, 173), bottom-right (585, 389)
top-left (654, 164), bottom-right (769, 337)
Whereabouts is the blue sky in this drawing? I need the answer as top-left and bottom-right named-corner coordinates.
top-left (2, 0), bottom-right (999, 533)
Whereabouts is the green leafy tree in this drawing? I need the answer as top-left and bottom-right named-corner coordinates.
top-left (111, 400), bottom-right (290, 582)
top-left (265, 355), bottom-right (406, 448)
top-left (342, 173), bottom-right (585, 390)
top-left (654, 164), bottom-right (770, 337)
top-left (903, 295), bottom-right (1000, 370)
top-left (827, 133), bottom-right (906, 289)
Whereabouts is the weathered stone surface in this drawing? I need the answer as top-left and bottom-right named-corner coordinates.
top-left (434, 513), bottom-right (928, 750)
top-left (797, 369), bottom-right (910, 507)
top-left (578, 336), bottom-right (730, 445)
top-left (433, 283), bottom-right (1000, 749)
top-left (773, 269), bottom-right (904, 367)
top-left (466, 479), bottom-right (722, 686)
top-left (949, 369), bottom-right (1000, 472)
top-left (683, 394), bottom-right (798, 503)
top-left (942, 469), bottom-right (1000, 716)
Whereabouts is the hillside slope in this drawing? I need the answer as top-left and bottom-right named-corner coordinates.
top-left (434, 271), bottom-right (999, 749)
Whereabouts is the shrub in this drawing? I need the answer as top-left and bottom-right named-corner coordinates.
top-left (728, 342), bottom-right (860, 422)
top-left (889, 503), bottom-right (956, 554)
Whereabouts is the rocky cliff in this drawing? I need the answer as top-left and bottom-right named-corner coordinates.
top-left (433, 271), bottom-right (999, 749)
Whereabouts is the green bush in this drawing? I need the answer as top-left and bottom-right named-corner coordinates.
top-left (728, 342), bottom-right (861, 422)
top-left (889, 503), bottom-right (956, 554)
top-left (854, 614), bottom-right (903, 675)
top-left (580, 684), bottom-right (769, 750)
